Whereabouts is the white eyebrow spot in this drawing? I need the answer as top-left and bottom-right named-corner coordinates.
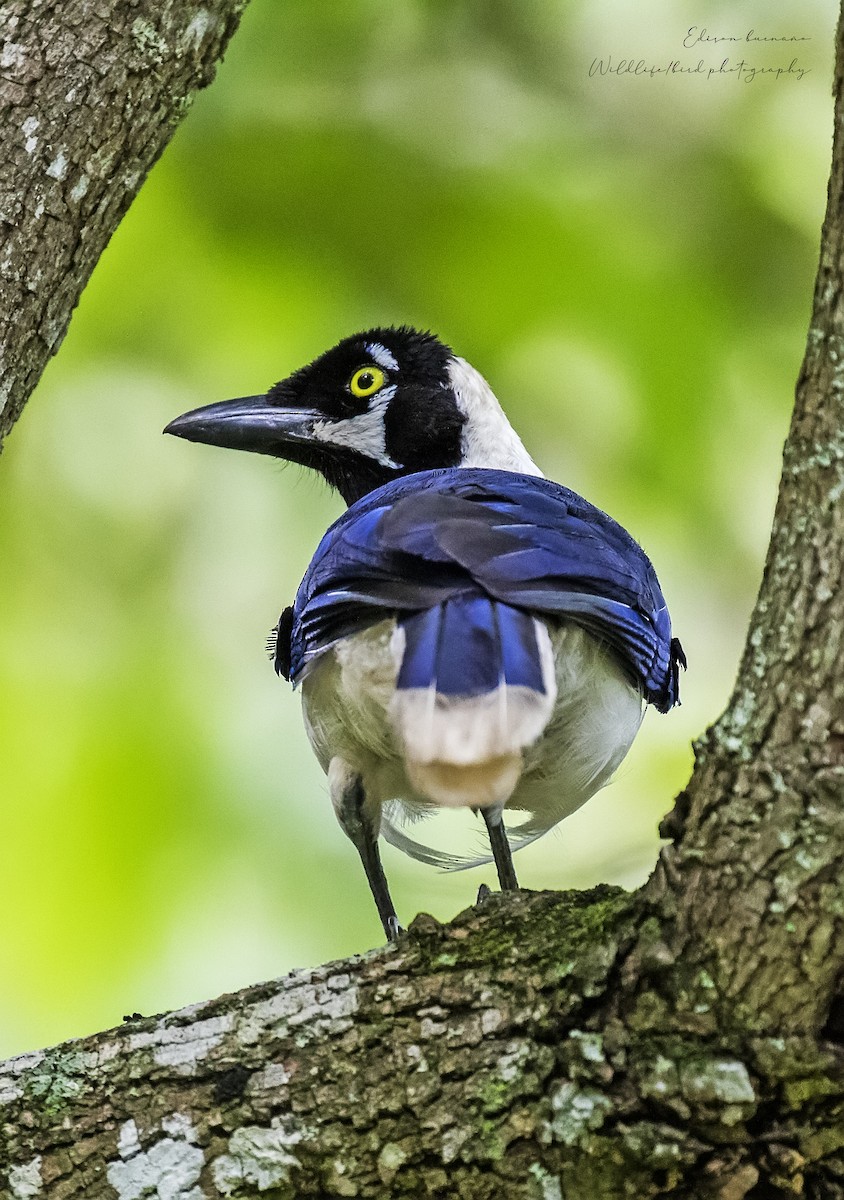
top-left (364, 342), bottom-right (399, 372)
top-left (311, 385), bottom-right (400, 467)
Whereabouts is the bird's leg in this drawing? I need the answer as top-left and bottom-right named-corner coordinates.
top-left (481, 807), bottom-right (519, 892)
top-left (330, 758), bottom-right (401, 942)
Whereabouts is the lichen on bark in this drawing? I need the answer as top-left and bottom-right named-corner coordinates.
top-left (1, 888), bottom-right (843, 1197)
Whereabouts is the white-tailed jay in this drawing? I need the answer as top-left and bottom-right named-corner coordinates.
top-left (166, 327), bottom-right (684, 940)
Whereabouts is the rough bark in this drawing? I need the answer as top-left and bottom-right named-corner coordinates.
top-left (0, 0), bottom-right (249, 449)
top-left (2, 4), bottom-right (844, 1200)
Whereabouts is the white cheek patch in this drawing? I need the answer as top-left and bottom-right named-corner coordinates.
top-left (311, 385), bottom-right (400, 467)
top-left (365, 342), bottom-right (399, 372)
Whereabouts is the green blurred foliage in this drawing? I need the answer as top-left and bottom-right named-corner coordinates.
top-left (0, 0), bottom-right (835, 1058)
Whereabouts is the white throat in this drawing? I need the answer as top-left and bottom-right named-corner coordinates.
top-left (447, 357), bottom-right (542, 476)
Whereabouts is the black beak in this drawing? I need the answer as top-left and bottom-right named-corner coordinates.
top-left (164, 396), bottom-right (323, 457)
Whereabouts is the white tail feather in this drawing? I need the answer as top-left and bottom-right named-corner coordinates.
top-left (406, 753), bottom-right (523, 809)
top-left (392, 683), bottom-right (554, 765)
top-left (388, 618), bottom-right (557, 809)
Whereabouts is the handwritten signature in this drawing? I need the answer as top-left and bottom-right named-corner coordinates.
top-left (588, 56), bottom-right (809, 83)
top-left (683, 27), bottom-right (811, 47)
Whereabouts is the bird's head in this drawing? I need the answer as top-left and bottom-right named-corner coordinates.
top-left (165, 327), bottom-right (540, 505)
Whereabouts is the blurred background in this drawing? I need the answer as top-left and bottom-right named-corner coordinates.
top-left (0, 0), bottom-right (835, 1060)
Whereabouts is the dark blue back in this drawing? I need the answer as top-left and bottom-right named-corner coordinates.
top-left (276, 468), bottom-right (684, 712)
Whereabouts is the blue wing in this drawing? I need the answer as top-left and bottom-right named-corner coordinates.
top-left (274, 468), bottom-right (684, 712)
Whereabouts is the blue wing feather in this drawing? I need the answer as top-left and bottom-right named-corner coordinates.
top-left (284, 468), bottom-right (684, 712)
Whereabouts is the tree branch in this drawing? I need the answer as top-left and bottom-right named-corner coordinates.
top-left (0, 0), bottom-right (249, 449)
top-left (642, 3), bottom-right (844, 1037)
top-left (2, 2), bottom-right (843, 1197)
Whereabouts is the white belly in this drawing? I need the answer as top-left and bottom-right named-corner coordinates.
top-left (300, 617), bottom-right (643, 865)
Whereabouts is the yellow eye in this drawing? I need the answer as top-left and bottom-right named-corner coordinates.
top-left (349, 365), bottom-right (386, 398)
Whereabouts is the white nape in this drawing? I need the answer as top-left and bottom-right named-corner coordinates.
top-left (447, 356), bottom-right (542, 476)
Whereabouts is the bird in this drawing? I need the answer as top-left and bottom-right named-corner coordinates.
top-left (165, 326), bottom-right (685, 941)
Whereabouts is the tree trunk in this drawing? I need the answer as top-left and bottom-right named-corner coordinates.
top-left (2, 4), bottom-right (843, 1199)
top-left (0, 0), bottom-right (248, 449)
